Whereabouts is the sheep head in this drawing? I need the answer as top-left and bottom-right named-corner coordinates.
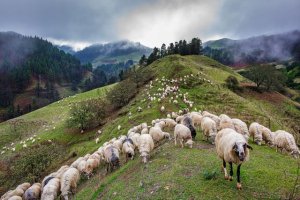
top-left (291, 150), bottom-right (300, 159)
top-left (140, 151), bottom-right (149, 163)
top-left (185, 140), bottom-right (194, 148)
top-left (233, 142), bottom-right (252, 161)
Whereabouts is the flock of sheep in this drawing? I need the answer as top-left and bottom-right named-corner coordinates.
top-left (1, 74), bottom-right (299, 199)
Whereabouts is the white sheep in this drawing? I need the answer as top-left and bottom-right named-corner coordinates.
top-left (161, 118), bottom-right (177, 129)
top-left (219, 114), bottom-right (234, 130)
top-left (149, 121), bottom-right (170, 143)
top-left (232, 118), bottom-right (250, 141)
top-left (60, 167), bottom-right (80, 200)
top-left (137, 134), bottom-right (154, 163)
top-left (24, 183), bottom-right (41, 200)
top-left (174, 124), bottom-right (193, 148)
top-left (141, 127), bottom-right (148, 135)
top-left (202, 111), bottom-right (220, 130)
top-left (190, 112), bottom-right (202, 127)
top-left (122, 138), bottom-right (135, 161)
top-left (129, 133), bottom-right (141, 148)
top-left (249, 122), bottom-right (273, 145)
top-left (215, 128), bottom-right (252, 190)
top-left (103, 145), bottom-right (120, 172)
top-left (1, 183), bottom-right (30, 200)
top-left (200, 117), bottom-right (217, 144)
top-left (41, 178), bottom-right (60, 200)
top-left (274, 130), bottom-right (300, 158)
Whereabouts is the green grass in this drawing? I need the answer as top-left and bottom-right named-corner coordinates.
top-left (0, 55), bottom-right (299, 198)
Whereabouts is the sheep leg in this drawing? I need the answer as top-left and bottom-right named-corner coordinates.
top-left (223, 159), bottom-right (229, 180)
top-left (236, 164), bottom-right (242, 190)
top-left (229, 162), bottom-right (233, 181)
top-left (180, 139), bottom-right (184, 148)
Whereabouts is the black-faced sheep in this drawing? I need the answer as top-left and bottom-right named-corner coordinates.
top-left (182, 116), bottom-right (196, 139)
top-left (24, 183), bottom-right (41, 200)
top-left (103, 145), bottom-right (120, 172)
top-left (174, 124), bottom-right (193, 148)
top-left (274, 130), bottom-right (300, 158)
top-left (215, 128), bottom-right (252, 190)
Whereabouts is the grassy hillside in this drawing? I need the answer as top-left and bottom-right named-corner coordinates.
top-left (0, 55), bottom-right (299, 199)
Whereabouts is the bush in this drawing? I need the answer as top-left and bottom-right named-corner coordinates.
top-left (225, 75), bottom-right (240, 91)
top-left (106, 79), bottom-right (137, 109)
top-left (67, 98), bottom-right (107, 130)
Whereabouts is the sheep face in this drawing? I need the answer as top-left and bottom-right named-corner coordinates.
top-left (185, 140), bottom-right (193, 148)
top-left (291, 150), bottom-right (300, 159)
top-left (233, 142), bottom-right (252, 161)
top-left (208, 135), bottom-right (216, 145)
top-left (140, 151), bottom-right (149, 163)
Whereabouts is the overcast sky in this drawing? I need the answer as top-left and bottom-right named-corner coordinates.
top-left (0, 0), bottom-right (299, 50)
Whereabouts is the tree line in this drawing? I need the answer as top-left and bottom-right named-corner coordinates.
top-left (139, 38), bottom-right (203, 66)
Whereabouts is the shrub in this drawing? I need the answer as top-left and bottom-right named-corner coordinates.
top-left (225, 75), bottom-right (239, 89)
top-left (106, 79), bottom-right (137, 109)
top-left (67, 98), bottom-right (107, 130)
top-left (203, 170), bottom-right (218, 180)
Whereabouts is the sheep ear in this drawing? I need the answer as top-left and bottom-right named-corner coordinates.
top-left (246, 144), bottom-right (253, 150)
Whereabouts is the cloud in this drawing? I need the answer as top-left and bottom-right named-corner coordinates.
top-left (47, 38), bottom-right (92, 51)
top-left (117, 0), bottom-right (220, 47)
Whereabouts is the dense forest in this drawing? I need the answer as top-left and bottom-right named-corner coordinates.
top-left (0, 32), bottom-right (92, 121)
top-left (139, 38), bottom-right (203, 66)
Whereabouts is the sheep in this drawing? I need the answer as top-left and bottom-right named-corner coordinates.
top-left (202, 111), bottom-right (220, 129)
top-left (129, 133), bottom-right (141, 148)
top-left (85, 158), bottom-right (100, 176)
top-left (149, 121), bottom-right (170, 143)
top-left (141, 127), bottom-right (148, 135)
top-left (215, 128), bottom-right (252, 190)
top-left (103, 145), bottom-right (120, 172)
top-left (60, 167), bottom-right (80, 200)
top-left (122, 138), bottom-right (135, 161)
top-left (41, 178), bottom-right (60, 200)
top-left (232, 118), bottom-right (250, 141)
top-left (190, 112), bottom-right (202, 127)
top-left (162, 118), bottom-right (177, 129)
top-left (200, 117), bottom-right (217, 144)
top-left (171, 112), bottom-right (178, 119)
top-left (274, 130), bottom-right (300, 158)
top-left (112, 138), bottom-right (124, 152)
top-left (219, 114), bottom-right (234, 130)
top-left (249, 122), bottom-right (263, 145)
top-left (174, 124), bottom-right (193, 148)
top-left (70, 157), bottom-right (85, 169)
top-left (24, 183), bottom-right (41, 200)
top-left (182, 116), bottom-right (197, 139)
top-left (261, 127), bottom-right (274, 146)
top-left (1, 183), bottom-right (30, 200)
top-left (137, 134), bottom-right (154, 163)
top-left (7, 196), bottom-right (22, 200)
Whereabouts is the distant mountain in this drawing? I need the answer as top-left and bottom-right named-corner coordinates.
top-left (56, 45), bottom-right (76, 55)
top-left (204, 30), bottom-right (300, 66)
top-left (0, 31), bottom-right (92, 121)
top-left (74, 40), bottom-right (152, 67)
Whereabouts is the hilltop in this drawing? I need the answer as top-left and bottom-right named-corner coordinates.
top-left (0, 55), bottom-right (299, 199)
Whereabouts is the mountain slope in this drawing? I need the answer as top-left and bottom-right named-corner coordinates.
top-left (74, 40), bottom-right (152, 66)
top-left (204, 30), bottom-right (300, 66)
top-left (0, 55), bottom-right (299, 199)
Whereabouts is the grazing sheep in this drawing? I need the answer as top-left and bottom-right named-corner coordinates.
top-left (182, 116), bottom-right (196, 139)
top-left (200, 117), bottom-right (217, 144)
top-left (112, 138), bottom-right (124, 152)
top-left (249, 122), bottom-right (263, 145)
top-left (24, 183), bottom-right (41, 200)
top-left (202, 111), bottom-right (220, 130)
top-left (232, 118), bottom-right (250, 141)
top-left (190, 112), bottom-right (202, 127)
top-left (1, 182), bottom-right (30, 200)
top-left (174, 124), bottom-right (193, 148)
top-left (70, 157), bottom-right (85, 169)
top-left (122, 138), bottom-right (135, 161)
top-left (219, 114), bottom-right (234, 130)
top-left (85, 158), bottom-right (100, 176)
top-left (149, 121), bottom-right (170, 143)
top-left (261, 127), bottom-right (274, 146)
top-left (274, 130), bottom-right (300, 158)
top-left (141, 127), bottom-right (148, 135)
top-left (129, 133), bottom-right (141, 148)
top-left (60, 167), bottom-right (80, 200)
top-left (162, 118), bottom-right (177, 129)
top-left (215, 128), bottom-right (252, 190)
top-left (171, 112), bottom-right (179, 119)
top-left (103, 145), bottom-right (120, 172)
top-left (41, 178), bottom-right (60, 200)
top-left (137, 134), bottom-right (154, 163)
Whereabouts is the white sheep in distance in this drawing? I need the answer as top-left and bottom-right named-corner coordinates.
top-left (200, 117), bottom-right (217, 144)
top-left (41, 178), bottom-right (60, 200)
top-left (122, 138), bottom-right (135, 161)
top-left (161, 118), bottom-right (177, 129)
top-left (60, 167), bottom-right (80, 200)
top-left (129, 133), bottom-right (141, 148)
top-left (137, 134), bottom-right (154, 163)
top-left (249, 122), bottom-right (263, 145)
top-left (174, 124), bottom-right (194, 148)
top-left (24, 183), bottom-right (41, 200)
top-left (215, 128), bottom-right (253, 190)
top-left (232, 118), bottom-right (250, 141)
top-left (103, 145), bottom-right (120, 172)
top-left (149, 121), bottom-right (170, 143)
top-left (274, 130), bottom-right (300, 158)
top-left (190, 112), bottom-right (203, 127)
top-left (219, 114), bottom-right (234, 130)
